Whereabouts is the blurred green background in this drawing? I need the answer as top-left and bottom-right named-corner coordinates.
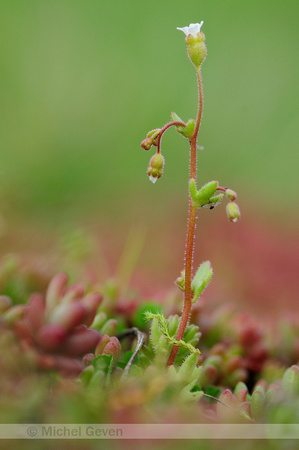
top-left (0, 0), bottom-right (298, 225)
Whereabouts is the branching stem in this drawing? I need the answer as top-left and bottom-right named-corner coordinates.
top-left (167, 68), bottom-right (203, 366)
top-left (156, 120), bottom-right (186, 154)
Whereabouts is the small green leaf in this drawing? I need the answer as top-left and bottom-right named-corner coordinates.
top-left (80, 365), bottom-right (95, 386)
top-left (92, 354), bottom-right (114, 386)
top-left (167, 315), bottom-right (180, 337)
top-left (177, 353), bottom-right (199, 383)
top-left (170, 112), bottom-right (186, 135)
top-left (234, 381), bottom-right (248, 396)
top-left (251, 389), bottom-right (265, 420)
top-left (145, 312), bottom-right (200, 356)
top-left (196, 181), bottom-right (218, 207)
top-left (184, 119), bottom-right (195, 138)
top-left (170, 111), bottom-right (183, 122)
top-left (148, 316), bottom-right (161, 352)
top-left (189, 179), bottom-right (198, 207)
top-left (191, 261), bottom-right (213, 303)
top-left (208, 193), bottom-right (224, 204)
top-left (282, 365), bottom-right (299, 398)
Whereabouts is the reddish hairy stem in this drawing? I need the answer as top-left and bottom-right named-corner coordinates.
top-left (156, 121), bottom-right (186, 154)
top-left (167, 68), bottom-right (203, 366)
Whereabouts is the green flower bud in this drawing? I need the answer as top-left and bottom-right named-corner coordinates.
top-left (175, 270), bottom-right (185, 292)
top-left (147, 129), bottom-right (161, 146)
top-left (226, 202), bottom-right (241, 223)
top-left (147, 153), bottom-right (165, 184)
top-left (141, 137), bottom-right (153, 151)
top-left (177, 23), bottom-right (207, 68)
top-left (226, 189), bottom-right (237, 201)
top-left (141, 129), bottom-right (161, 150)
top-left (186, 34), bottom-right (207, 69)
top-left (147, 128), bottom-right (161, 138)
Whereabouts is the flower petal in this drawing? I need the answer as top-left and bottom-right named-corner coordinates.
top-left (177, 26), bottom-right (189, 36)
top-left (177, 21), bottom-right (204, 36)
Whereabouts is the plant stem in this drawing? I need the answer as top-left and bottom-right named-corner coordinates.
top-left (167, 67), bottom-right (203, 366)
top-left (156, 120), bottom-right (186, 154)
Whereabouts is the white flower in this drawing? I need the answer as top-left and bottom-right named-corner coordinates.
top-left (149, 175), bottom-right (158, 184)
top-left (177, 22), bottom-right (204, 36)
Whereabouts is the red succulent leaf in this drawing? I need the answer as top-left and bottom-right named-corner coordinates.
top-left (61, 283), bottom-right (86, 304)
top-left (61, 328), bottom-right (100, 357)
top-left (45, 273), bottom-right (68, 314)
top-left (37, 324), bottom-right (67, 351)
top-left (26, 293), bottom-right (45, 332)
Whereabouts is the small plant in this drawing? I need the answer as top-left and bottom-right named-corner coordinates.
top-left (2, 273), bottom-right (103, 375)
top-left (141, 22), bottom-right (241, 365)
top-left (2, 18), bottom-right (298, 429)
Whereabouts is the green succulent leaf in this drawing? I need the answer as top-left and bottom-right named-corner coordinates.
top-left (196, 181), bottom-right (218, 207)
top-left (92, 354), bottom-right (114, 386)
top-left (191, 261), bottom-right (213, 303)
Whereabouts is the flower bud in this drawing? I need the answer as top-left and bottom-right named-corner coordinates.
top-left (147, 128), bottom-right (161, 146)
top-left (226, 189), bottom-right (237, 201)
top-left (175, 271), bottom-right (185, 292)
top-left (147, 153), bottom-right (165, 184)
top-left (141, 129), bottom-right (161, 150)
top-left (177, 22), bottom-right (207, 68)
top-left (141, 137), bottom-right (153, 151)
top-left (186, 33), bottom-right (207, 68)
top-left (226, 202), bottom-right (241, 223)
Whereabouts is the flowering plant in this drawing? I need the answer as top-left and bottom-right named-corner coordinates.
top-left (141, 22), bottom-right (241, 366)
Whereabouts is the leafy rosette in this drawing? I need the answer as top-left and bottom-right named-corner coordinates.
top-left (3, 273), bottom-right (102, 375)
